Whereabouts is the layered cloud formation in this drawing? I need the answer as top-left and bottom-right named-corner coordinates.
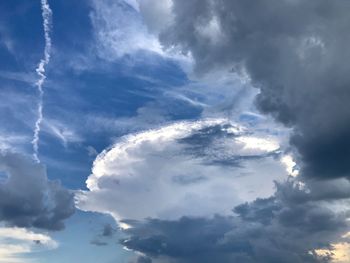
top-left (123, 181), bottom-right (350, 263)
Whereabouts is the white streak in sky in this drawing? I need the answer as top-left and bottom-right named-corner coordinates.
top-left (32, 0), bottom-right (52, 162)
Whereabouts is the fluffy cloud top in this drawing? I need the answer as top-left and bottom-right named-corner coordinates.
top-left (76, 119), bottom-right (289, 222)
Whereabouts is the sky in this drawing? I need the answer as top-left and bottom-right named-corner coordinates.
top-left (1, 0), bottom-right (350, 262)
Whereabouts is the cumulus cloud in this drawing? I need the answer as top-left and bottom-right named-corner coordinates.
top-left (122, 180), bottom-right (350, 263)
top-left (144, 0), bottom-right (350, 180)
top-left (76, 119), bottom-right (289, 222)
top-left (0, 151), bottom-right (75, 230)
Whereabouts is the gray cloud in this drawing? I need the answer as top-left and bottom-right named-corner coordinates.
top-left (90, 223), bottom-right (116, 246)
top-left (0, 151), bottom-right (75, 230)
top-left (102, 223), bottom-right (115, 237)
top-left (90, 239), bottom-right (108, 246)
top-left (121, 180), bottom-right (350, 263)
top-left (149, 0), bottom-right (350, 180)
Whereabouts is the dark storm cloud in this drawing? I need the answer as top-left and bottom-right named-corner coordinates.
top-left (0, 151), bottom-right (75, 230)
top-left (156, 0), bottom-right (350, 179)
top-left (121, 180), bottom-right (349, 263)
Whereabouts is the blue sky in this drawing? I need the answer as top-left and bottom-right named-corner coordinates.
top-left (1, 1), bottom-right (350, 263)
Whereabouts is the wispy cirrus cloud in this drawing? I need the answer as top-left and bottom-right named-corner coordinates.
top-left (89, 0), bottom-right (190, 66)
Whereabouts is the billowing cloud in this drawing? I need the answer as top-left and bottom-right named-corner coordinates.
top-left (143, 0), bottom-right (350, 180)
top-left (76, 119), bottom-right (290, 222)
top-left (122, 180), bottom-right (350, 263)
top-left (0, 151), bottom-right (75, 230)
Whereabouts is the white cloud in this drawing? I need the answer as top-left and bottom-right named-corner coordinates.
top-left (0, 134), bottom-right (30, 152)
top-left (90, 0), bottom-right (163, 58)
top-left (76, 119), bottom-right (289, 223)
top-left (90, 0), bottom-right (190, 65)
top-left (0, 226), bottom-right (58, 263)
top-left (236, 136), bottom-right (280, 153)
top-left (43, 119), bottom-right (83, 147)
top-left (31, 0), bottom-right (53, 163)
top-left (281, 154), bottom-right (299, 177)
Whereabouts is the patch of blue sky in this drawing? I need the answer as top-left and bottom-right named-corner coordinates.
top-left (34, 211), bottom-right (132, 263)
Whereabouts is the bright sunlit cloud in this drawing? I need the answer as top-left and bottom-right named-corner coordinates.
top-left (0, 227), bottom-right (58, 263)
top-left (76, 119), bottom-right (288, 223)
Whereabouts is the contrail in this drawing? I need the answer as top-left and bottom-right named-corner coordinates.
top-left (32, 0), bottom-right (52, 162)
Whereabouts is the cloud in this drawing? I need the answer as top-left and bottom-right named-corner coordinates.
top-left (144, 0), bottom-right (350, 180)
top-left (32, 0), bottom-right (53, 163)
top-left (90, 239), bottom-right (108, 247)
top-left (102, 223), bottom-right (115, 237)
top-left (89, 0), bottom-right (190, 68)
top-left (137, 0), bottom-right (174, 34)
top-left (89, 0), bottom-right (163, 59)
top-left (0, 226), bottom-right (58, 263)
top-left (0, 134), bottom-right (30, 152)
top-left (90, 223), bottom-right (116, 246)
top-left (121, 180), bottom-right (350, 263)
top-left (0, 151), bottom-right (75, 230)
top-left (76, 119), bottom-right (289, 222)
top-left (43, 119), bottom-right (83, 148)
